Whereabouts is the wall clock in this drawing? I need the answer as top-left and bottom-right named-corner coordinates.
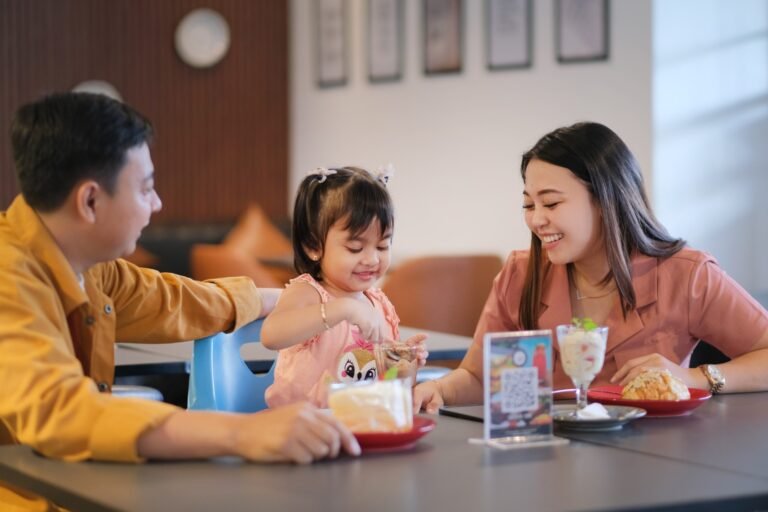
top-left (174, 8), bottom-right (231, 68)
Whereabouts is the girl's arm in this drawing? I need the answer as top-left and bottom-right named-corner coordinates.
top-left (261, 282), bottom-right (387, 350)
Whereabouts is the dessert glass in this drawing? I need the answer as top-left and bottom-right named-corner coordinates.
top-left (556, 324), bottom-right (609, 410)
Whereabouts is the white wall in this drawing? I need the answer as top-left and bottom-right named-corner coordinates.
top-left (652, 0), bottom-right (768, 290)
top-left (291, 0), bottom-right (653, 262)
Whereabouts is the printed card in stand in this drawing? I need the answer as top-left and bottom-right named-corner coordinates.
top-left (480, 330), bottom-right (568, 449)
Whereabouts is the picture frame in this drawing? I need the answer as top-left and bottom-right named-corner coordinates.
top-left (423, 0), bottom-right (463, 75)
top-left (556, 0), bottom-right (609, 63)
top-left (368, 0), bottom-right (404, 82)
top-left (486, 0), bottom-right (532, 70)
top-left (315, 0), bottom-right (348, 87)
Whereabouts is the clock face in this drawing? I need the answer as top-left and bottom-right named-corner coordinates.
top-left (174, 8), bottom-right (231, 68)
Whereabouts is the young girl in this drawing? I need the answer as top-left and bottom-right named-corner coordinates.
top-left (262, 166), bottom-right (427, 408)
top-left (414, 122), bottom-right (768, 413)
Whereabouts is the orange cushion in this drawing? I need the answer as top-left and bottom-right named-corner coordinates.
top-left (225, 204), bottom-right (292, 260)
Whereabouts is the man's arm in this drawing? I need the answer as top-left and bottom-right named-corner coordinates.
top-left (136, 403), bottom-right (360, 464)
top-left (100, 260), bottom-right (268, 343)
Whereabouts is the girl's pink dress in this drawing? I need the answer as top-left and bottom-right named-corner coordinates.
top-left (265, 274), bottom-right (400, 408)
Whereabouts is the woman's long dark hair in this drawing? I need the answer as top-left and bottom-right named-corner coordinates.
top-left (519, 122), bottom-right (685, 329)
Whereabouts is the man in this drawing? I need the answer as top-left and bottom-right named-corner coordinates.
top-left (0, 92), bottom-right (359, 465)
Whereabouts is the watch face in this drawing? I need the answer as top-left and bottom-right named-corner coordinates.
top-left (708, 364), bottom-right (724, 381)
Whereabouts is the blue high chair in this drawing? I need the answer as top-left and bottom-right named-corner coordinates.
top-left (187, 318), bottom-right (274, 413)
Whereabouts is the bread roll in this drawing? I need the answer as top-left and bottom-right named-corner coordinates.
top-left (622, 368), bottom-right (690, 400)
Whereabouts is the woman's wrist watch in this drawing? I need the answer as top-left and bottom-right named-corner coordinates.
top-left (699, 364), bottom-right (725, 394)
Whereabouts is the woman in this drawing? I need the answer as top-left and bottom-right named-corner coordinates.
top-left (414, 122), bottom-right (768, 413)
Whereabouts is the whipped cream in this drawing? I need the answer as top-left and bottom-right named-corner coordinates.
top-left (576, 402), bottom-right (611, 419)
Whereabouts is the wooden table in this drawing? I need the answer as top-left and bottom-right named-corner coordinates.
top-left (560, 392), bottom-right (768, 479)
top-left (2, 394), bottom-right (768, 511)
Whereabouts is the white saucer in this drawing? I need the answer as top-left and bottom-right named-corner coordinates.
top-left (552, 404), bottom-right (646, 432)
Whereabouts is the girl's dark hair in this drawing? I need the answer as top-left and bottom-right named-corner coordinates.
top-left (12, 92), bottom-right (153, 212)
top-left (519, 122), bottom-right (685, 329)
top-left (292, 167), bottom-right (394, 280)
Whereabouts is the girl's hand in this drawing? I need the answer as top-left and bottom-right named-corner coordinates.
top-left (610, 353), bottom-right (700, 387)
top-left (344, 298), bottom-right (388, 342)
top-left (403, 333), bottom-right (429, 367)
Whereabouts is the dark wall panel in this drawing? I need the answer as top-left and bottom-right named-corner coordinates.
top-left (0, 0), bottom-right (288, 222)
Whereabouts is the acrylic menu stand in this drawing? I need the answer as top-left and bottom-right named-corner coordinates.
top-left (469, 330), bottom-right (568, 450)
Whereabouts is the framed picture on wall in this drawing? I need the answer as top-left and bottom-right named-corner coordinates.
top-left (486, 0), bottom-right (532, 70)
top-left (556, 0), bottom-right (609, 63)
top-left (424, 0), bottom-right (463, 75)
top-left (316, 0), bottom-right (348, 87)
top-left (368, 0), bottom-right (404, 82)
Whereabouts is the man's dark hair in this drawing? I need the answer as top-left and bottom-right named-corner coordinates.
top-left (11, 92), bottom-right (153, 211)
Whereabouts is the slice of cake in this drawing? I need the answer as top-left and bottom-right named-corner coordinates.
top-left (622, 368), bottom-right (691, 401)
top-left (328, 379), bottom-right (413, 433)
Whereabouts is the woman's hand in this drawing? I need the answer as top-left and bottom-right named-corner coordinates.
top-left (610, 353), bottom-right (701, 388)
top-left (403, 333), bottom-right (429, 366)
top-left (412, 380), bottom-right (445, 414)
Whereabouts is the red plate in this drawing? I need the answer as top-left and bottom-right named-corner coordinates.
top-left (588, 385), bottom-right (712, 417)
top-left (353, 417), bottom-right (436, 452)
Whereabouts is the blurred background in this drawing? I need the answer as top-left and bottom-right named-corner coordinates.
top-left (1, 0), bottom-right (767, 296)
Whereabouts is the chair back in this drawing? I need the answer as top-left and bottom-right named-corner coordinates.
top-left (382, 254), bottom-right (503, 337)
top-left (187, 318), bottom-right (274, 412)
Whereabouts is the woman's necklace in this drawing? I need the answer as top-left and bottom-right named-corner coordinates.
top-left (570, 266), bottom-right (617, 300)
top-left (575, 287), bottom-right (617, 300)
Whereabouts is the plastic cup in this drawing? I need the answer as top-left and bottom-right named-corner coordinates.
top-left (373, 343), bottom-right (419, 385)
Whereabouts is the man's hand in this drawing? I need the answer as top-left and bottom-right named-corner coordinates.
top-left (258, 288), bottom-right (282, 316)
top-left (234, 402), bottom-right (361, 464)
top-left (137, 403), bottom-right (360, 464)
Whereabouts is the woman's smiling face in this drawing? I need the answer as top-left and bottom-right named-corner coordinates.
top-left (522, 159), bottom-right (605, 266)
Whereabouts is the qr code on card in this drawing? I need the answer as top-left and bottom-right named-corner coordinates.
top-left (500, 367), bottom-right (538, 414)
